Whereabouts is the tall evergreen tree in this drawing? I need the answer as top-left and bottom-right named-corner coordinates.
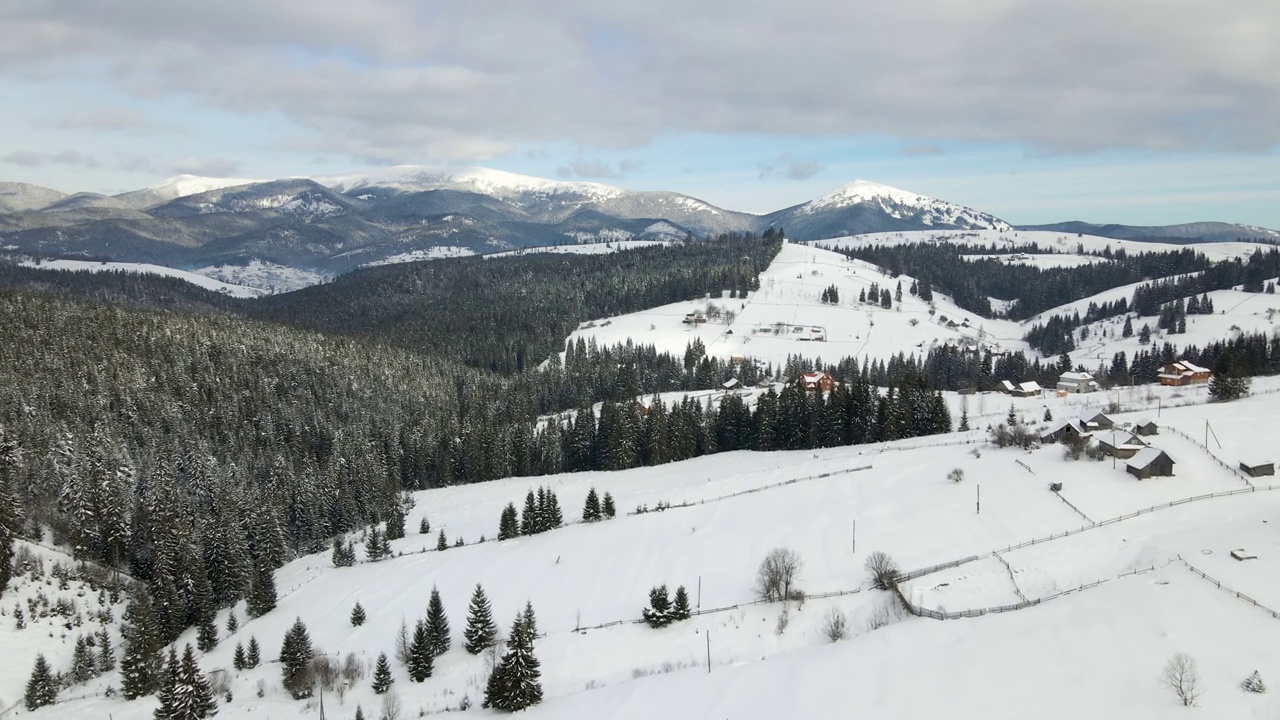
top-left (497, 503), bottom-right (519, 540)
top-left (484, 607), bottom-right (543, 712)
top-left (371, 652), bottom-right (393, 694)
top-left (436, 529), bottom-right (447, 551)
top-left (246, 636), bottom-right (261, 668)
top-left (581, 487), bottom-right (601, 522)
top-left (233, 642), bottom-right (246, 671)
top-left (0, 425), bottom-right (21, 598)
top-left (642, 585), bottom-right (672, 628)
top-left (181, 643), bottom-right (218, 719)
top-left (245, 561), bottom-right (277, 618)
top-left (426, 586), bottom-right (451, 656)
top-left (463, 584), bottom-right (497, 654)
top-left (520, 490), bottom-right (537, 535)
top-left (331, 537), bottom-right (356, 567)
top-left (122, 592), bottom-right (163, 699)
top-left (280, 617), bottom-right (315, 699)
top-left (601, 492), bottom-right (616, 519)
top-left (408, 619), bottom-right (435, 682)
top-left (418, 516), bottom-right (430, 535)
top-left (350, 601), bottom-right (366, 626)
top-left (671, 586), bottom-right (692, 621)
top-left (24, 653), bottom-right (57, 710)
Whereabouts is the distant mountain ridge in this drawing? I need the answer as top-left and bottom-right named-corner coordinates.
top-left (0, 167), bottom-right (1274, 273)
top-left (1019, 220), bottom-right (1280, 245)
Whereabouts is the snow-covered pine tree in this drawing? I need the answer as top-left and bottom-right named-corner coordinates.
top-left (152, 646), bottom-right (182, 720)
top-left (546, 490), bottom-right (563, 529)
top-left (72, 634), bottom-right (99, 682)
top-left (535, 487), bottom-right (548, 532)
top-left (426, 586), bottom-right (451, 656)
top-left (246, 561), bottom-right (277, 618)
top-left (354, 705), bottom-right (366, 720)
top-left (484, 607), bottom-right (543, 711)
top-left (582, 487), bottom-right (601, 522)
top-left (24, 653), bottom-right (57, 710)
top-left (121, 592), bottom-right (162, 699)
top-left (371, 653), bottom-right (393, 694)
top-left (180, 643), bottom-right (218, 719)
top-left (520, 490), bottom-right (537, 535)
top-left (365, 528), bottom-right (386, 562)
top-left (97, 629), bottom-right (115, 672)
top-left (385, 504), bottom-right (406, 541)
top-left (332, 537), bottom-right (355, 567)
top-left (498, 503), bottom-right (519, 540)
top-left (350, 601), bottom-right (366, 626)
top-left (280, 617), bottom-right (315, 699)
top-left (520, 601), bottom-right (538, 638)
top-left (233, 642), bottom-right (246, 671)
top-left (642, 585), bottom-right (672, 628)
top-left (602, 492), bottom-right (616, 518)
top-left (436, 529), bottom-right (447, 551)
top-left (418, 516), bottom-right (430, 535)
top-left (408, 620), bottom-right (434, 682)
top-left (671, 586), bottom-right (692, 621)
top-left (464, 584), bottom-right (497, 654)
top-left (1043, 407), bottom-right (1053, 422)
top-left (0, 425), bottom-right (20, 597)
top-left (246, 636), bottom-right (261, 668)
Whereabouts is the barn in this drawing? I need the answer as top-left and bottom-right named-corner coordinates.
top-left (1083, 411), bottom-right (1116, 430)
top-left (1132, 419), bottom-right (1159, 437)
top-left (1239, 460), bottom-right (1275, 478)
top-left (1040, 419), bottom-right (1092, 445)
top-left (1097, 431), bottom-right (1147, 459)
top-left (1126, 448), bottom-right (1175, 479)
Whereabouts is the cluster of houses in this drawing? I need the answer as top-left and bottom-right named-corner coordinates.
top-left (998, 360), bottom-right (1213, 399)
top-left (1040, 411), bottom-right (1174, 479)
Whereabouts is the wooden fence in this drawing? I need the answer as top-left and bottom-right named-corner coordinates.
top-left (896, 564), bottom-right (1159, 621)
top-left (1176, 555), bottom-right (1280, 621)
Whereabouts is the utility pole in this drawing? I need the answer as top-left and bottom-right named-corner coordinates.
top-left (852, 519), bottom-right (856, 554)
top-left (697, 576), bottom-right (701, 610)
top-left (706, 631), bottom-right (711, 673)
top-left (976, 485), bottom-right (981, 515)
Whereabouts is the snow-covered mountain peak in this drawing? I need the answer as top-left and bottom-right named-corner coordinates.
top-left (805, 179), bottom-right (927, 212)
top-left (112, 174), bottom-right (262, 209)
top-left (311, 165), bottom-right (628, 202)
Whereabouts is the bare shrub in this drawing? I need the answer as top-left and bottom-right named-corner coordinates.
top-left (1061, 435), bottom-right (1086, 460)
top-left (821, 608), bottom-right (847, 642)
top-left (394, 619), bottom-right (411, 665)
top-left (755, 548), bottom-right (803, 602)
top-left (380, 688), bottom-right (403, 720)
top-left (311, 656), bottom-right (339, 692)
top-left (774, 608), bottom-right (790, 636)
top-left (865, 551), bottom-right (900, 590)
top-left (341, 653), bottom-right (363, 685)
top-left (209, 669), bottom-right (231, 697)
top-left (1161, 653), bottom-right (1201, 706)
top-left (866, 595), bottom-right (906, 632)
top-left (947, 468), bottom-right (965, 483)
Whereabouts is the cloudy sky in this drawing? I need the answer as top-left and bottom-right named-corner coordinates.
top-left (2, 0), bottom-right (1278, 226)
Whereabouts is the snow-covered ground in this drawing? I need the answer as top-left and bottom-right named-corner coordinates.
top-left (362, 246), bottom-right (478, 266)
top-left (19, 259), bottom-right (265, 298)
top-left (485, 240), bottom-right (672, 259)
top-left (191, 260), bottom-right (327, 294)
top-left (17, 387), bottom-right (1280, 719)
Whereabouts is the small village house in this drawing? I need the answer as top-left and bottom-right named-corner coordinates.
top-left (1126, 448), bottom-right (1175, 479)
top-left (1040, 418), bottom-right (1092, 445)
top-left (1001, 380), bottom-right (1044, 398)
top-left (797, 371), bottom-right (835, 393)
top-left (1083, 411), bottom-right (1116, 430)
top-left (1132, 418), bottom-right (1159, 436)
top-left (1057, 371), bottom-right (1100, 394)
top-left (1159, 360), bottom-right (1211, 386)
top-left (1096, 430), bottom-right (1147, 459)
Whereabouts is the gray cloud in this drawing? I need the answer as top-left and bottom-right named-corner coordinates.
top-left (2, 148), bottom-right (239, 177)
top-left (0, 0), bottom-right (1277, 162)
top-left (759, 153), bottom-right (823, 180)
top-left (903, 143), bottom-right (946, 157)
top-left (56, 107), bottom-right (157, 133)
top-left (556, 158), bottom-right (643, 179)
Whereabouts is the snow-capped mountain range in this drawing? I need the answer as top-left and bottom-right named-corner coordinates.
top-left (0, 167), bottom-right (1274, 275)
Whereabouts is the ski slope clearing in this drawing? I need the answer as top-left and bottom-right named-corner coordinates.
top-left (486, 240), bottom-right (672, 259)
top-left (826, 228), bottom-right (1276, 263)
top-left (192, 260), bottom-right (327, 294)
top-left (26, 387), bottom-right (1280, 719)
top-left (19, 259), bottom-right (265, 298)
top-left (362, 246), bottom-right (478, 266)
top-left (565, 241), bottom-right (1027, 367)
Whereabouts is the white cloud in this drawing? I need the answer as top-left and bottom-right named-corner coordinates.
top-left (0, 0), bottom-right (1277, 164)
top-left (759, 153), bottom-right (823, 180)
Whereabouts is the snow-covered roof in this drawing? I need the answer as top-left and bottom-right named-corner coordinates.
top-left (1133, 418), bottom-right (1156, 427)
top-left (722, 378), bottom-right (740, 389)
top-left (1059, 371), bottom-right (1094, 381)
top-left (1126, 447), bottom-right (1172, 470)
top-left (1097, 431), bottom-right (1146, 448)
top-left (1001, 380), bottom-right (1017, 391)
top-left (1019, 381), bottom-right (1042, 392)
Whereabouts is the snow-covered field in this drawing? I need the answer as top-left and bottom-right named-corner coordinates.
top-left (14, 387), bottom-right (1280, 719)
top-left (191, 260), bottom-right (327, 294)
top-left (19, 259), bottom-right (265, 298)
top-left (485, 240), bottom-right (673, 259)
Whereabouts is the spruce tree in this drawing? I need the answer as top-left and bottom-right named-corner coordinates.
top-left (958, 409), bottom-right (970, 431)
top-left (371, 652), bottom-right (393, 694)
top-left (1006, 404), bottom-right (1017, 427)
top-left (246, 561), bottom-right (277, 618)
top-left (0, 426), bottom-right (20, 598)
top-left (408, 620), bottom-right (434, 682)
top-left (1043, 407), bottom-right (1053, 422)
top-left (520, 490), bottom-right (537, 535)
top-left (332, 537), bottom-right (355, 567)
top-left (280, 617), bottom-right (315, 699)
top-left (24, 653), bottom-right (57, 710)
top-left (72, 634), bottom-right (99, 683)
top-left (642, 585), bottom-right (672, 628)
top-left (602, 492), bottom-right (616, 519)
top-left (180, 643), bottom-right (218, 719)
top-left (97, 629), bottom-right (116, 672)
top-left (233, 642), bottom-right (246, 671)
top-left (153, 647), bottom-right (181, 720)
top-left (671, 585), bottom-right (692, 621)
top-left (418, 516), bottom-right (430, 535)
top-left (546, 489), bottom-right (563, 529)
top-left (121, 592), bottom-right (162, 699)
top-left (385, 505), bottom-right (406, 541)
top-left (350, 601), bottom-right (366, 626)
top-left (582, 487), bottom-right (602, 522)
top-left (498, 502), bottom-right (519, 540)
top-left (463, 584), bottom-right (497, 654)
top-left (426, 586), bottom-right (451, 656)
top-left (196, 616), bottom-right (218, 653)
top-left (484, 608), bottom-right (543, 711)
top-left (354, 706), bottom-right (366, 720)
top-left (225, 612), bottom-right (238, 634)
top-left (436, 529), bottom-right (447, 551)
top-left (246, 636), bottom-right (261, 668)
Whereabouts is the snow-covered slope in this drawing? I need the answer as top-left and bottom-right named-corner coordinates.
top-left (0, 182), bottom-right (66, 213)
top-left (763, 180), bottom-right (1011, 238)
top-left (313, 165), bottom-right (629, 203)
top-left (20, 259), bottom-right (266, 298)
top-left (26, 387), bottom-right (1280, 719)
top-left (112, 174), bottom-right (263, 210)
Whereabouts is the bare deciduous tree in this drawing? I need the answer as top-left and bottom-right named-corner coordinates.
top-left (1161, 653), bottom-right (1201, 707)
top-left (380, 688), bottom-right (404, 720)
top-left (821, 608), bottom-right (847, 642)
top-left (865, 551), bottom-right (901, 591)
top-left (865, 596), bottom-right (903, 631)
top-left (755, 548), bottom-right (803, 602)
top-left (948, 468), bottom-right (965, 483)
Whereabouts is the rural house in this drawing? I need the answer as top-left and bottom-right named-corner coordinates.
top-left (1001, 380), bottom-right (1044, 398)
top-left (1083, 411), bottom-right (1116, 430)
top-left (1057, 371), bottom-right (1100, 394)
top-left (1040, 418), bottom-right (1092, 445)
top-left (1159, 360), bottom-right (1211, 386)
top-left (1126, 448), bottom-right (1175, 479)
top-left (1132, 418), bottom-right (1159, 436)
top-left (797, 371), bottom-right (835, 393)
top-left (1096, 431), bottom-right (1148, 459)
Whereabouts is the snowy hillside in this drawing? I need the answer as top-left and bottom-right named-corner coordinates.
top-left (191, 260), bottom-right (327, 294)
top-left (313, 165), bottom-right (629, 203)
top-left (112, 175), bottom-right (263, 210)
top-left (23, 384), bottom-right (1280, 719)
top-left (0, 182), bottom-right (66, 214)
top-left (19, 259), bottom-right (266, 298)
